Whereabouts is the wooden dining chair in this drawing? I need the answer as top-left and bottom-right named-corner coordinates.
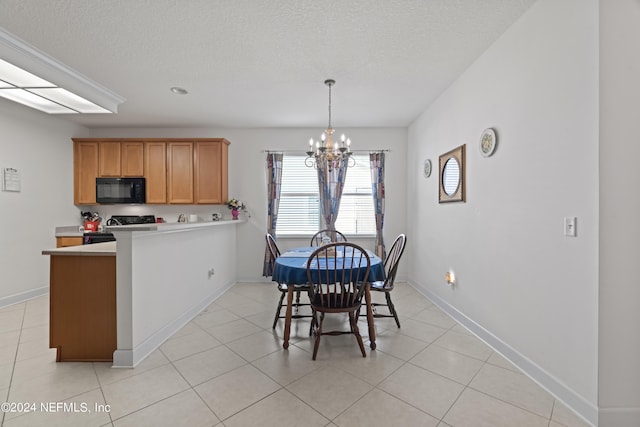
top-left (369, 234), bottom-right (407, 328)
top-left (306, 242), bottom-right (370, 360)
top-left (310, 229), bottom-right (347, 246)
top-left (266, 234), bottom-right (312, 330)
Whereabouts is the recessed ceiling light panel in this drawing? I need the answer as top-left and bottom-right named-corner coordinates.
top-left (0, 58), bottom-right (54, 87)
top-left (0, 27), bottom-right (125, 114)
top-left (0, 88), bottom-right (76, 113)
top-left (29, 88), bottom-right (111, 113)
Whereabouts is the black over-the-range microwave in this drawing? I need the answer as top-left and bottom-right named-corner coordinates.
top-left (96, 177), bottom-right (146, 204)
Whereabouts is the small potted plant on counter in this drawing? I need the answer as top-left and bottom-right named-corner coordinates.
top-left (225, 198), bottom-right (248, 220)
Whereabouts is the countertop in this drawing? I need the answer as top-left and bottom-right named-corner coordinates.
top-left (55, 219), bottom-right (244, 237)
top-left (49, 220), bottom-right (244, 254)
top-left (106, 219), bottom-right (245, 232)
top-left (42, 241), bottom-right (116, 256)
top-left (55, 226), bottom-right (84, 237)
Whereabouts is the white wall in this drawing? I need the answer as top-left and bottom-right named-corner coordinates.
top-left (0, 101), bottom-right (88, 306)
top-left (89, 127), bottom-right (408, 282)
top-left (599, 0), bottom-right (640, 425)
top-left (407, 0), bottom-right (599, 423)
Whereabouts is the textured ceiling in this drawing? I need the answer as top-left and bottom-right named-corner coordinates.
top-left (0, 0), bottom-right (536, 129)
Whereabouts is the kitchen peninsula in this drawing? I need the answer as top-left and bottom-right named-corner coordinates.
top-left (43, 219), bottom-right (242, 367)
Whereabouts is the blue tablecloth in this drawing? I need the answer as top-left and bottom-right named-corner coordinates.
top-left (272, 246), bottom-right (385, 285)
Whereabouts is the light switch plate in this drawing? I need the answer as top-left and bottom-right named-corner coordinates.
top-left (564, 217), bottom-right (577, 237)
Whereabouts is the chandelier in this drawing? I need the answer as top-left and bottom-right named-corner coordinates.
top-left (305, 79), bottom-right (353, 169)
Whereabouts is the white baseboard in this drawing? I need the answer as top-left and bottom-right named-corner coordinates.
top-left (598, 407), bottom-right (640, 427)
top-left (0, 286), bottom-right (48, 309)
top-left (237, 276), bottom-right (274, 283)
top-left (408, 280), bottom-right (598, 427)
top-left (112, 350), bottom-right (133, 368)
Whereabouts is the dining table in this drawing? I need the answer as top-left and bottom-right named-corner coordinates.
top-left (272, 246), bottom-right (386, 350)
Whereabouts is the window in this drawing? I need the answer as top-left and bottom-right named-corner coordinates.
top-left (277, 154), bottom-right (376, 236)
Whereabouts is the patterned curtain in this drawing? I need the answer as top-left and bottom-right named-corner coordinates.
top-left (317, 156), bottom-right (349, 231)
top-left (263, 153), bottom-right (283, 276)
top-left (370, 152), bottom-right (386, 260)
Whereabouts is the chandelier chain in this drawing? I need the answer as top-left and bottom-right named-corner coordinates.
top-left (327, 81), bottom-right (332, 130)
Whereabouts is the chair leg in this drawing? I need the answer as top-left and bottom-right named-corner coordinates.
top-left (385, 292), bottom-right (401, 328)
top-left (273, 291), bottom-right (286, 329)
top-left (350, 311), bottom-right (366, 358)
top-left (312, 311), bottom-right (323, 360)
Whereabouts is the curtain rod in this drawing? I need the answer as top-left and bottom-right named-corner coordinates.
top-left (262, 149), bottom-right (390, 154)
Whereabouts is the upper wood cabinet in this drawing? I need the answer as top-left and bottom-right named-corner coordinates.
top-left (144, 141), bottom-right (167, 204)
top-left (194, 141), bottom-right (228, 204)
top-left (73, 138), bottom-right (229, 205)
top-left (98, 141), bottom-right (143, 177)
top-left (121, 142), bottom-right (144, 176)
top-left (98, 142), bottom-right (121, 177)
top-left (73, 140), bottom-right (99, 205)
top-left (167, 141), bottom-right (194, 204)
top-left (167, 139), bottom-right (230, 204)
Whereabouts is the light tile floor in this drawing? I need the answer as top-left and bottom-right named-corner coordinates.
top-left (0, 282), bottom-right (591, 427)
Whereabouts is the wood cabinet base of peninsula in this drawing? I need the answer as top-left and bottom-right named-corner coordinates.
top-left (49, 255), bottom-right (116, 362)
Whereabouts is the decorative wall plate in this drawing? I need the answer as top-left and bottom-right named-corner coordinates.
top-left (480, 128), bottom-right (497, 157)
top-left (423, 159), bottom-right (432, 178)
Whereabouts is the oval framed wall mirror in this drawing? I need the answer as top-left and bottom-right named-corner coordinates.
top-left (439, 144), bottom-right (466, 203)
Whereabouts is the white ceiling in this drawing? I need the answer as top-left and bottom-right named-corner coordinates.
top-left (0, 0), bottom-right (536, 129)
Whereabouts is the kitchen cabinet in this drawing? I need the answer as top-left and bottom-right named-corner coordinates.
top-left (74, 138), bottom-right (145, 204)
top-left (48, 253), bottom-right (116, 361)
top-left (195, 140), bottom-right (228, 204)
top-left (167, 139), bottom-right (230, 204)
top-left (167, 141), bottom-right (194, 204)
top-left (56, 237), bottom-right (83, 248)
top-left (98, 141), bottom-right (121, 176)
top-left (73, 140), bottom-right (99, 205)
top-left (144, 141), bottom-right (167, 204)
top-left (73, 138), bottom-right (229, 205)
top-left (99, 141), bottom-right (144, 177)
top-left (121, 141), bottom-right (144, 176)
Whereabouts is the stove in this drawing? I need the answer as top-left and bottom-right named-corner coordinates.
top-left (106, 215), bottom-right (156, 226)
top-left (83, 232), bottom-right (116, 245)
top-left (84, 216), bottom-right (156, 245)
